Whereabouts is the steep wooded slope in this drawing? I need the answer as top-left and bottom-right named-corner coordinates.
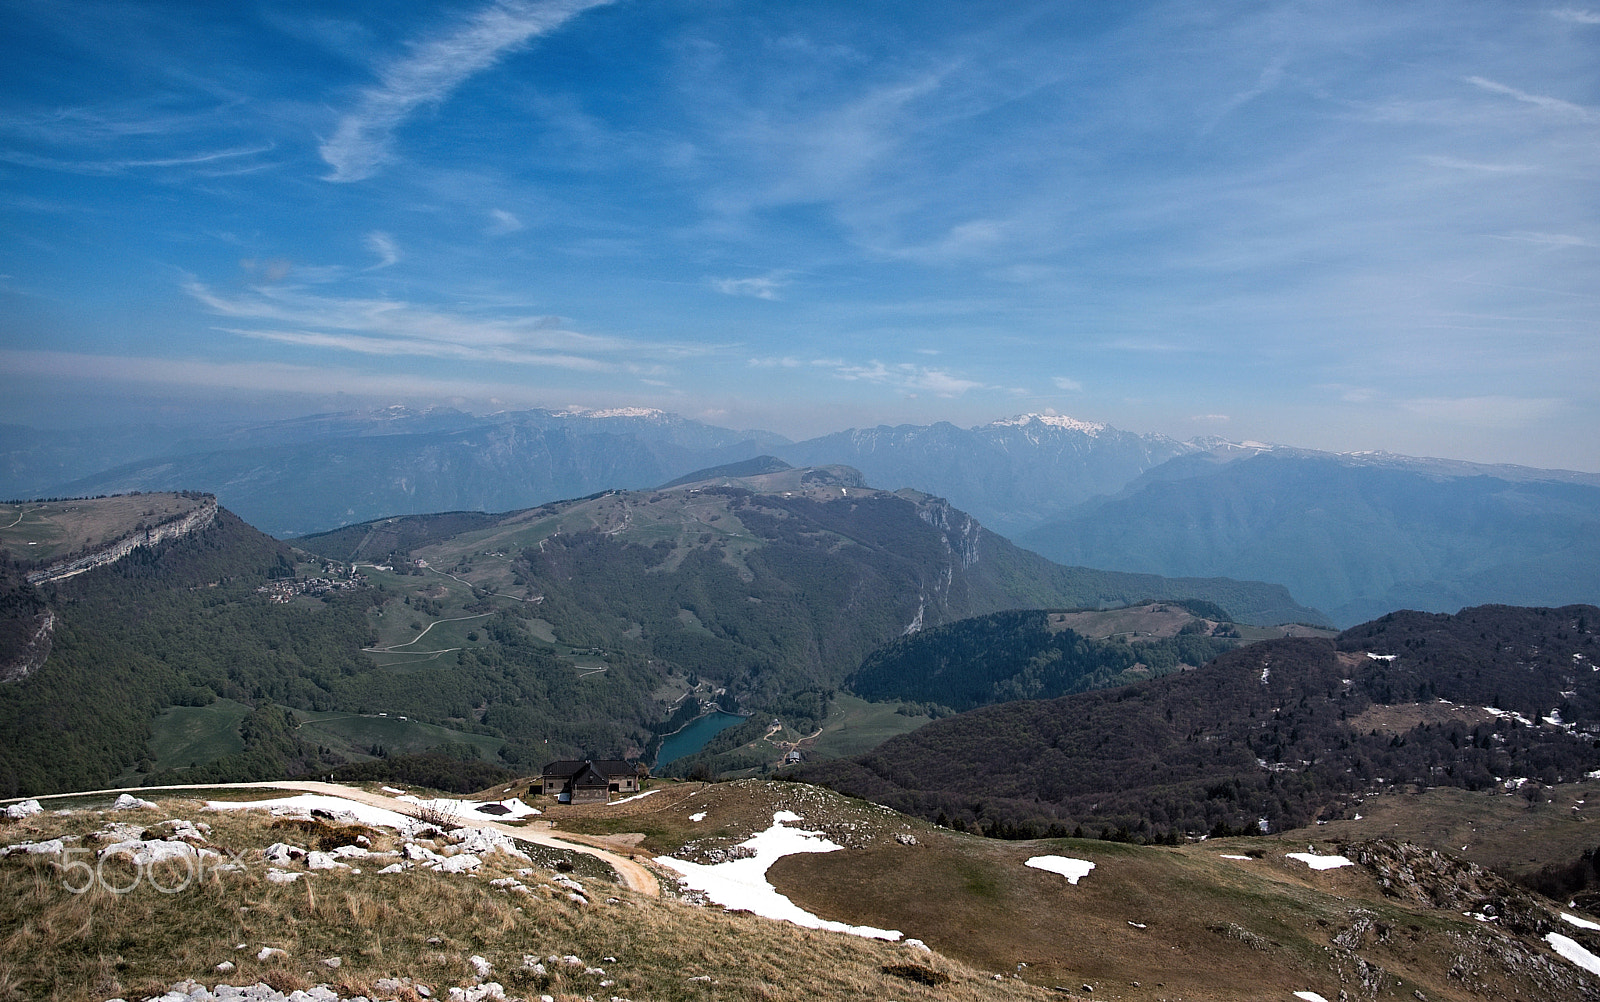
top-left (795, 605), bottom-right (1600, 839)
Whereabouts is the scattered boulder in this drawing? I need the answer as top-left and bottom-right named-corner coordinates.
top-left (4, 799), bottom-right (42, 819)
top-left (0, 838), bottom-right (66, 857)
top-left (111, 794), bottom-right (158, 811)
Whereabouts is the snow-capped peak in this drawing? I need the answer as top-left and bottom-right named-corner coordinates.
top-left (988, 413), bottom-right (1106, 435)
top-left (554, 406), bottom-right (669, 420)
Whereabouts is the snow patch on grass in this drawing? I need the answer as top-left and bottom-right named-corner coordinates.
top-left (206, 794), bottom-right (414, 829)
top-left (1286, 851), bottom-right (1353, 871)
top-left (609, 790), bottom-right (658, 806)
top-left (1562, 912), bottom-right (1600, 932)
top-left (1025, 855), bottom-right (1095, 885)
top-left (1547, 933), bottom-right (1600, 976)
top-left (657, 811), bottom-right (903, 941)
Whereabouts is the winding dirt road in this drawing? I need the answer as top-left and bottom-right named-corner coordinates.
top-left (4, 780), bottom-right (663, 897)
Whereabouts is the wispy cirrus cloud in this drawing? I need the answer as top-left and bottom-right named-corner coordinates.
top-left (320, 0), bottom-right (618, 182)
top-left (183, 278), bottom-right (702, 373)
top-left (486, 208), bottom-right (524, 235)
top-left (365, 231), bottom-right (400, 268)
top-left (712, 273), bottom-right (788, 300)
top-left (1551, 8), bottom-right (1600, 25)
top-left (0, 143), bottom-right (275, 176)
top-left (1467, 76), bottom-right (1597, 121)
top-left (813, 359), bottom-right (987, 396)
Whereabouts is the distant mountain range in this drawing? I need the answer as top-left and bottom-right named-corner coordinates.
top-left (9, 406), bottom-right (1600, 625)
top-left (1019, 448), bottom-right (1600, 627)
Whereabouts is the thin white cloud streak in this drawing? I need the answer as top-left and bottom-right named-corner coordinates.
top-left (1466, 76), bottom-right (1597, 121)
top-left (222, 327), bottom-right (618, 372)
top-left (487, 208), bottom-right (524, 234)
top-left (1551, 8), bottom-right (1600, 24)
top-left (0, 143), bottom-right (275, 176)
top-left (812, 359), bottom-right (987, 396)
top-left (184, 280), bottom-right (709, 369)
top-left (1399, 395), bottom-right (1565, 426)
top-left (0, 349), bottom-right (579, 404)
top-left (365, 231), bottom-right (400, 268)
top-left (1052, 376), bottom-right (1083, 391)
top-left (712, 274), bottom-right (787, 300)
top-left (320, 0), bottom-right (617, 182)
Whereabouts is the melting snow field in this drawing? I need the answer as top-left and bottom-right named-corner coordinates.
top-left (1286, 850), bottom-right (1353, 871)
top-left (609, 790), bottom-right (659, 806)
top-left (1563, 912), bottom-right (1600, 932)
top-left (1294, 992), bottom-right (1331, 1002)
top-left (1547, 933), bottom-right (1600, 976)
top-left (656, 811), bottom-right (903, 941)
top-left (1219, 854), bottom-right (1253, 860)
top-left (205, 794), bottom-right (414, 829)
top-left (398, 795), bottom-right (540, 819)
top-left (1025, 855), bottom-right (1095, 884)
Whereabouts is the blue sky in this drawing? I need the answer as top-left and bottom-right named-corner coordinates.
top-left (2, 1), bottom-right (1597, 469)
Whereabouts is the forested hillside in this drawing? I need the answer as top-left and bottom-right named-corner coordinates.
top-left (848, 604), bottom-right (1240, 712)
top-left (795, 605), bottom-right (1600, 841)
top-left (0, 475), bottom-right (1323, 795)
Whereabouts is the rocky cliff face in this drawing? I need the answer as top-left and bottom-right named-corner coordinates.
top-left (0, 610), bottom-right (52, 683)
top-left (26, 497), bottom-right (218, 585)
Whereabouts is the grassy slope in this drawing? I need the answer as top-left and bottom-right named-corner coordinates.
top-left (0, 789), bottom-right (1049, 1002)
top-left (545, 779), bottom-right (1600, 1001)
top-left (0, 494), bottom-right (207, 565)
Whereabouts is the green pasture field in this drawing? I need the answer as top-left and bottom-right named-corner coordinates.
top-left (290, 708), bottom-right (504, 762)
top-left (804, 692), bottom-right (932, 761)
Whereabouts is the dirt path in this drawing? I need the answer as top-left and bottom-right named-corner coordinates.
top-left (5, 780), bottom-right (663, 897)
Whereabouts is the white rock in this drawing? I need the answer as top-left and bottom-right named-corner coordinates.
top-left (0, 838), bottom-right (66, 857)
top-left (434, 854), bottom-right (481, 873)
top-left (265, 869), bottom-right (301, 884)
top-left (112, 793), bottom-right (159, 811)
top-left (214, 962), bottom-right (235, 973)
top-left (98, 839), bottom-right (216, 866)
top-left (263, 843), bottom-right (306, 866)
top-left (305, 851), bottom-right (347, 871)
top-left (469, 955), bottom-right (492, 978)
top-left (322, 957), bottom-right (342, 969)
top-left (256, 947), bottom-right (286, 961)
top-left (4, 799), bottom-right (42, 819)
top-left (377, 863), bottom-right (405, 874)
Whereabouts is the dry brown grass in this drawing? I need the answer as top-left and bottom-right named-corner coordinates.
top-left (0, 795), bottom-right (1055, 1002)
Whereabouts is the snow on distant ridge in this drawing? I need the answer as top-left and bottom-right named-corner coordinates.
top-left (555, 406), bottom-right (668, 420)
top-left (989, 414), bottom-right (1106, 434)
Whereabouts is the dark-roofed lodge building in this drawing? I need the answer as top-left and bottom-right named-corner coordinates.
top-left (537, 759), bottom-right (644, 804)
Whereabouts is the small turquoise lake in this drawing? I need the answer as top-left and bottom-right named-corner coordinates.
top-left (655, 711), bottom-right (746, 767)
